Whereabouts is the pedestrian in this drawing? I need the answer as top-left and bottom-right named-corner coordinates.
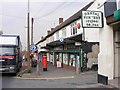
top-left (31, 51), bottom-right (38, 67)
top-left (38, 52), bottom-right (42, 62)
top-left (30, 53), bottom-right (34, 67)
top-left (34, 51), bottom-right (38, 61)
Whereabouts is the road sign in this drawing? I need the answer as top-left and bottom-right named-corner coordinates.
top-left (30, 44), bottom-right (36, 51)
top-left (59, 37), bottom-right (64, 42)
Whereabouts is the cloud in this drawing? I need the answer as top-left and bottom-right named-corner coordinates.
top-left (3, 0), bottom-right (93, 3)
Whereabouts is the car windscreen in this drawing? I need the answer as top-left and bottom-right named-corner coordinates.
top-left (0, 46), bottom-right (15, 56)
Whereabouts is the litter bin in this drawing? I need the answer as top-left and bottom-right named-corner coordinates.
top-left (42, 56), bottom-right (47, 71)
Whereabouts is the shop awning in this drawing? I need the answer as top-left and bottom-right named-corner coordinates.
top-left (54, 50), bottom-right (80, 53)
top-left (68, 34), bottom-right (82, 42)
top-left (46, 34), bottom-right (82, 47)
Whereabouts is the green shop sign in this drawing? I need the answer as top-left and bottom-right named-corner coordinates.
top-left (114, 9), bottom-right (120, 20)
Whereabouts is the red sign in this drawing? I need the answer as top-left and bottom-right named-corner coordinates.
top-left (77, 23), bottom-right (81, 29)
top-left (0, 56), bottom-right (15, 59)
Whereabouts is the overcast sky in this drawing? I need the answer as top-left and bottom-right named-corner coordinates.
top-left (0, 0), bottom-right (92, 50)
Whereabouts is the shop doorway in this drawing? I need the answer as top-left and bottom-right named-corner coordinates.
top-left (114, 29), bottom-right (120, 78)
top-left (54, 50), bottom-right (81, 72)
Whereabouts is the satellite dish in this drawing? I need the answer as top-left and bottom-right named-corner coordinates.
top-left (0, 31), bottom-right (3, 35)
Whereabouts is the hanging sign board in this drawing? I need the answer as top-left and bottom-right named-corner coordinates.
top-left (82, 11), bottom-right (103, 28)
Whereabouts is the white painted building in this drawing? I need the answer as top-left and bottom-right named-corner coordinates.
top-left (36, 0), bottom-right (120, 87)
top-left (84, 0), bottom-right (120, 86)
top-left (36, 2), bottom-right (100, 73)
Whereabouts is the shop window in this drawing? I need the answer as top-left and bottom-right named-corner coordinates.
top-left (69, 54), bottom-right (76, 67)
top-left (63, 53), bottom-right (68, 65)
top-left (70, 22), bottom-right (77, 35)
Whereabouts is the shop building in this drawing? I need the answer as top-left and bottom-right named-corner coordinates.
top-left (97, 0), bottom-right (120, 85)
top-left (36, 2), bottom-right (100, 73)
top-left (84, 0), bottom-right (120, 85)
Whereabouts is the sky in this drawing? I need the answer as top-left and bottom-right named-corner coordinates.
top-left (0, 0), bottom-right (92, 50)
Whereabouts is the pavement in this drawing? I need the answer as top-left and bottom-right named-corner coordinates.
top-left (17, 61), bottom-right (119, 89)
top-left (18, 61), bottom-right (80, 79)
top-left (18, 61), bottom-right (98, 79)
top-left (109, 77), bottom-right (120, 89)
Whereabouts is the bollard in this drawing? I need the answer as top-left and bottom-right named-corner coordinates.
top-left (42, 56), bottom-right (47, 71)
top-left (37, 60), bottom-right (40, 75)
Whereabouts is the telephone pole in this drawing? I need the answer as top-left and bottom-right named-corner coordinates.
top-left (31, 18), bottom-right (34, 45)
top-left (27, 0), bottom-right (31, 72)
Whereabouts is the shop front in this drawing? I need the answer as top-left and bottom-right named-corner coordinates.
top-left (54, 48), bottom-right (82, 72)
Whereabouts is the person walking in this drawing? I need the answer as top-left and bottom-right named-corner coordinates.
top-left (33, 51), bottom-right (38, 67)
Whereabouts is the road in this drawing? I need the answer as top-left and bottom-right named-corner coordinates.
top-left (0, 62), bottom-right (117, 89)
top-left (0, 73), bottom-right (114, 89)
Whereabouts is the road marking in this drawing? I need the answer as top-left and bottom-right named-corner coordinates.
top-left (15, 76), bottom-right (75, 80)
top-left (76, 83), bottom-right (116, 88)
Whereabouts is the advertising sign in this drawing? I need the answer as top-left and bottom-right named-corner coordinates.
top-left (82, 11), bottom-right (103, 28)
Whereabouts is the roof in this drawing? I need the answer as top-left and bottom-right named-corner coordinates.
top-left (0, 35), bottom-right (19, 37)
top-left (46, 34), bottom-right (82, 47)
top-left (36, 1), bottom-right (94, 45)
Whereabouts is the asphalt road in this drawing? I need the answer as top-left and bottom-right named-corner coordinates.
top-left (0, 73), bottom-right (114, 89)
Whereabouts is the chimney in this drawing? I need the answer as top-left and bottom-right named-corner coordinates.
top-left (59, 18), bottom-right (63, 24)
top-left (41, 36), bottom-right (44, 40)
top-left (47, 30), bottom-right (51, 35)
top-left (0, 31), bottom-right (3, 35)
top-left (51, 28), bottom-right (54, 31)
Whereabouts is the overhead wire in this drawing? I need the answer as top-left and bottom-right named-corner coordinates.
top-left (33, 0), bottom-right (79, 31)
top-left (34, 1), bottom-right (74, 20)
top-left (0, 13), bottom-right (26, 19)
top-left (32, 2), bottom-right (46, 17)
top-left (1, 0), bottom-right (76, 20)
top-left (34, 2), bottom-right (65, 19)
